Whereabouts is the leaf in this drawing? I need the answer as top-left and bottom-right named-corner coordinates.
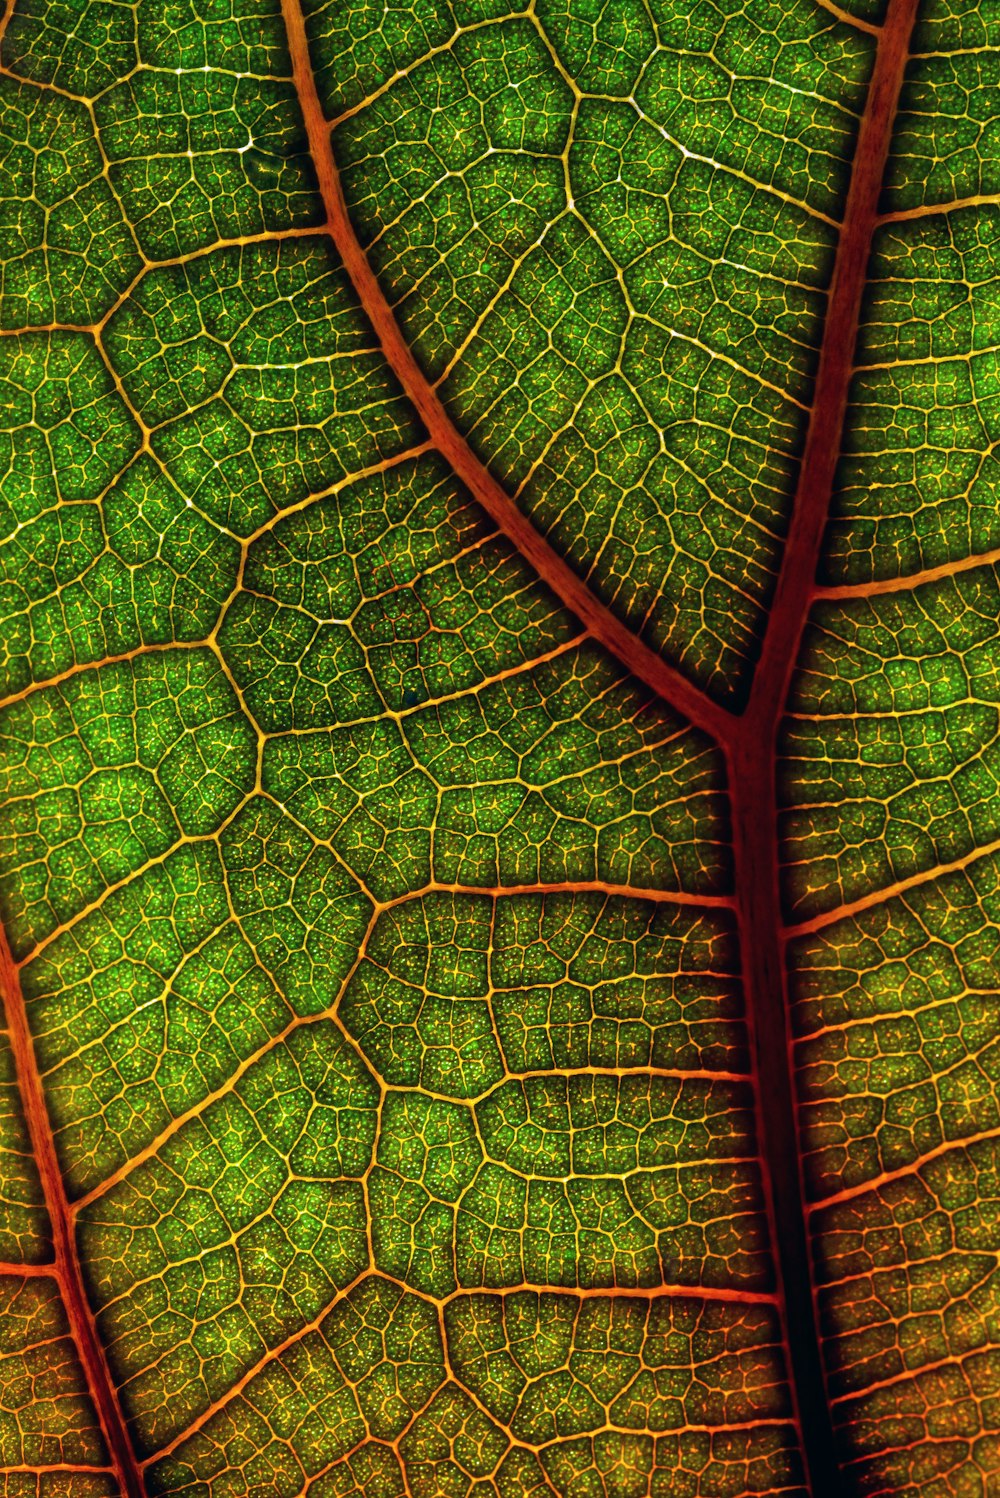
top-left (0, 0), bottom-right (994, 1494)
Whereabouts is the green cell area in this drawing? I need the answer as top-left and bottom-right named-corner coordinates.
top-left (540, 1429), bottom-right (806, 1498)
top-left (791, 853), bottom-right (1000, 1204)
top-left (333, 21), bottom-right (573, 380)
top-left (812, 1137), bottom-right (1000, 1493)
top-left (827, 208), bottom-right (1000, 585)
top-left (841, 0), bottom-right (886, 20)
top-left (849, 1437), bottom-right (1000, 1498)
top-left (220, 796), bottom-right (373, 1013)
top-left (445, 1292), bottom-right (793, 1443)
top-left (884, 17), bottom-right (1000, 215)
top-left (145, 1339), bottom-right (368, 1498)
top-left (779, 568), bottom-right (1000, 921)
top-left (94, 70), bottom-right (318, 260)
top-left (0, 1275), bottom-right (108, 1468)
top-left (476, 1073), bottom-right (752, 1179)
top-left (454, 1156), bottom-right (767, 1294)
top-left (791, 823), bottom-right (1000, 1496)
top-left (1, 455), bottom-right (242, 699)
top-left (2, 0), bottom-right (137, 98)
top-left (445, 238), bottom-right (803, 706)
top-left (577, 1430), bottom-right (809, 1498)
top-left (303, 0), bottom-right (484, 119)
top-left (371, 1092), bottom-right (482, 1298)
top-left (308, 1446), bottom-right (407, 1498)
top-left (0, 331), bottom-right (139, 528)
top-left (220, 452), bottom-right (576, 732)
top-left (319, 1276), bottom-right (445, 1440)
top-left (262, 720), bottom-right (437, 903)
top-left (94, 0), bottom-right (319, 259)
top-left (341, 892), bottom-right (743, 1100)
top-left (0, 76), bottom-right (142, 325)
top-left (330, 1), bottom-right (870, 221)
top-left (0, 1477), bottom-right (118, 1498)
top-left (399, 1381), bottom-right (509, 1496)
top-left (0, 1028), bottom-right (50, 1262)
top-left (329, 0), bottom-right (870, 700)
top-left (146, 1276), bottom-right (444, 1495)
top-left (912, 0), bottom-right (1000, 52)
top-left (263, 639), bottom-right (729, 900)
top-left (104, 238), bottom-right (421, 535)
top-left (0, 649), bottom-right (257, 957)
top-left (140, 0), bottom-right (295, 75)
top-left (340, 894), bottom-right (505, 1099)
top-left (19, 840), bottom-right (294, 1199)
top-left (490, 894), bottom-right (744, 1076)
top-left (0, 335), bottom-right (240, 698)
top-left (408, 644), bottom-right (727, 893)
top-left (334, 17), bottom-right (572, 220)
top-left (78, 1021), bottom-right (379, 1456)
top-left (4, 0), bottom-right (320, 255)
top-left (4, 0), bottom-right (298, 102)
top-left (153, 1438), bottom-right (405, 1498)
top-left (346, 891), bottom-right (763, 1295)
top-left (571, 0), bottom-right (869, 214)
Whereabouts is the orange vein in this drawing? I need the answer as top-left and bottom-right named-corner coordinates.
top-left (0, 923), bottom-right (143, 1498)
top-left (786, 833), bottom-right (1000, 938)
top-left (815, 539), bottom-right (1000, 599)
top-left (810, 1123), bottom-right (1000, 1212)
top-left (140, 1268), bottom-right (371, 1467)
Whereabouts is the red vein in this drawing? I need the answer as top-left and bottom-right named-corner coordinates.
top-left (0, 1260), bottom-right (55, 1276)
top-left (278, 0), bottom-right (731, 746)
top-left (445, 1280), bottom-right (778, 1304)
top-left (275, 3), bottom-right (924, 1494)
top-left (727, 3), bottom-right (920, 1495)
top-left (745, 11), bottom-right (919, 739)
top-left (0, 924), bottom-right (143, 1498)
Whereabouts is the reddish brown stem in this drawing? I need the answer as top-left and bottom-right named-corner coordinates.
top-left (0, 926), bottom-right (143, 1498)
top-left (278, 0), bottom-right (731, 746)
top-left (730, 3), bottom-right (919, 1494)
top-left (746, 0), bottom-right (921, 740)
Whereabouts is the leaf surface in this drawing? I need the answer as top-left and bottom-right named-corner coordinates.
top-left (0, 0), bottom-right (995, 1495)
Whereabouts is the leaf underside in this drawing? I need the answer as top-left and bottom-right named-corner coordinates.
top-left (0, 0), bottom-right (997, 1495)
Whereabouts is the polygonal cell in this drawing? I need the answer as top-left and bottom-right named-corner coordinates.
top-left (0, 78), bottom-right (141, 323)
top-left (79, 1020), bottom-right (379, 1455)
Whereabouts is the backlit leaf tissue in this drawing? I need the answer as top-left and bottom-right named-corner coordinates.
top-left (0, 0), bottom-right (996, 1494)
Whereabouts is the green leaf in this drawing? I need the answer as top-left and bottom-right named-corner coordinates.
top-left (1, 0), bottom-right (997, 1494)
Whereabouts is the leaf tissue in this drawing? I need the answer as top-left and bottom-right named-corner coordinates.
top-left (0, 0), bottom-right (995, 1493)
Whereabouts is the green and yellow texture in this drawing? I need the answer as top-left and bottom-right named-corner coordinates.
top-left (0, 0), bottom-right (997, 1493)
